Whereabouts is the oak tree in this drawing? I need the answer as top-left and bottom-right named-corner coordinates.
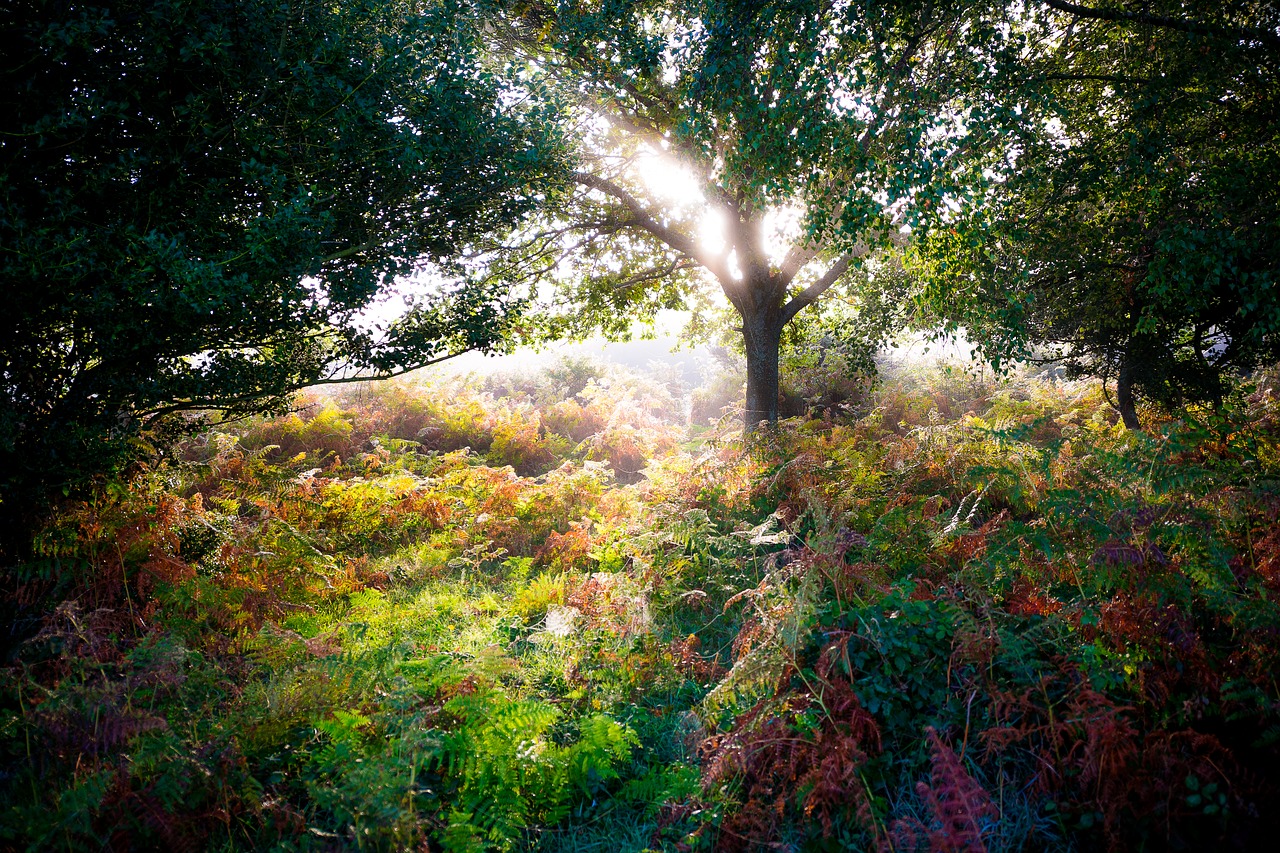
top-left (497, 0), bottom-right (1027, 428)
top-left (916, 1), bottom-right (1280, 428)
top-left (0, 0), bottom-right (567, 553)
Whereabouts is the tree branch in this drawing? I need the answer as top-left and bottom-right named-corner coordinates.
top-left (136, 349), bottom-right (489, 420)
top-left (778, 217), bottom-right (913, 317)
top-left (1041, 0), bottom-right (1280, 48)
top-left (782, 253), bottom-right (857, 324)
top-left (726, 204), bottom-right (771, 286)
top-left (778, 242), bottom-right (823, 285)
top-left (610, 259), bottom-right (697, 292)
top-left (309, 352), bottom-right (476, 387)
top-left (321, 237), bottom-right (383, 264)
top-left (1038, 72), bottom-right (1154, 85)
top-left (573, 171), bottom-right (731, 283)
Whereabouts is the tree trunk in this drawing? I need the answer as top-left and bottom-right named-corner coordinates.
top-left (741, 299), bottom-right (784, 431)
top-left (1116, 352), bottom-right (1142, 431)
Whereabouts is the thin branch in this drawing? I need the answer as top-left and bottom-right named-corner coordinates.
top-left (588, 102), bottom-right (669, 148)
top-left (610, 259), bottom-right (696, 292)
top-left (137, 351), bottom-right (482, 419)
top-left (321, 237), bottom-right (382, 263)
top-left (1037, 73), bottom-right (1154, 85)
top-left (1041, 0), bottom-right (1280, 48)
top-left (309, 351), bottom-right (475, 386)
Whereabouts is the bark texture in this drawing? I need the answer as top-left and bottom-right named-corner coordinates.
top-left (1116, 352), bottom-right (1142, 431)
top-left (742, 297), bottom-right (785, 429)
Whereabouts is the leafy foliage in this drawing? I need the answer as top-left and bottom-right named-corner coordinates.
top-left (915, 0), bottom-right (1280, 427)
top-left (0, 0), bottom-right (568, 551)
top-left (3, 357), bottom-right (1280, 850)
top-left (490, 0), bottom-right (1032, 426)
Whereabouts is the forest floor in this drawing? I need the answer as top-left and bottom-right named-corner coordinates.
top-left (4, 360), bottom-right (1280, 852)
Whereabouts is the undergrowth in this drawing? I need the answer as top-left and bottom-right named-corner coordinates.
top-left (3, 359), bottom-right (1279, 851)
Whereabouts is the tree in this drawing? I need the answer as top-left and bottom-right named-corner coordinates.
top-left (494, 0), bottom-right (1027, 429)
top-left (0, 0), bottom-right (566, 551)
top-left (915, 1), bottom-right (1280, 429)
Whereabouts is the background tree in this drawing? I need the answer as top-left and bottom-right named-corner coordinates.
top-left (496, 0), bottom-right (1029, 429)
top-left (0, 0), bottom-right (567, 555)
top-left (916, 0), bottom-right (1280, 428)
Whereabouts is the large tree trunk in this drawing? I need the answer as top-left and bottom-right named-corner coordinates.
top-left (1116, 351), bottom-right (1142, 431)
top-left (741, 299), bottom-right (784, 431)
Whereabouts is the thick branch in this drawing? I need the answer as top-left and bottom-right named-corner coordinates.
top-left (727, 204), bottom-right (771, 287)
top-left (781, 253), bottom-right (856, 324)
top-left (778, 242), bottom-right (823, 285)
top-left (573, 171), bottom-right (731, 283)
top-left (1042, 0), bottom-right (1280, 48)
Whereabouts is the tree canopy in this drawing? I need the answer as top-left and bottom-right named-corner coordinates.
top-left (5, 0), bottom-right (1277, 552)
top-left (0, 0), bottom-right (567, 544)
top-left (916, 0), bottom-right (1280, 428)
top-left (491, 0), bottom-right (1029, 427)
